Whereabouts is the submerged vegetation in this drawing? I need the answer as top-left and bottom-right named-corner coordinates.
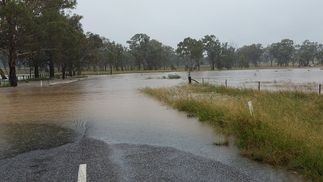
top-left (143, 84), bottom-right (323, 181)
top-left (167, 74), bottom-right (181, 79)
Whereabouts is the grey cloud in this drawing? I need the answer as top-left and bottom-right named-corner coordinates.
top-left (75, 0), bottom-right (323, 48)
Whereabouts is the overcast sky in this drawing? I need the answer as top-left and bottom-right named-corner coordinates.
top-left (74, 0), bottom-right (323, 48)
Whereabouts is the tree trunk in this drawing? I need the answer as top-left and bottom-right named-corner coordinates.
top-left (8, 41), bottom-right (17, 87)
top-left (197, 60), bottom-right (200, 71)
top-left (77, 67), bottom-right (81, 75)
top-left (49, 57), bottom-right (55, 79)
top-left (68, 69), bottom-right (72, 77)
top-left (211, 62), bottom-right (215, 70)
top-left (270, 60), bottom-right (273, 67)
top-left (8, 59), bottom-right (17, 86)
top-left (7, 14), bottom-right (18, 87)
top-left (62, 64), bottom-right (66, 80)
top-left (34, 60), bottom-right (39, 79)
top-left (68, 64), bottom-right (73, 77)
top-left (110, 64), bottom-right (113, 75)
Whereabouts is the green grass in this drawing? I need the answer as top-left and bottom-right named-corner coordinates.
top-left (142, 84), bottom-right (323, 181)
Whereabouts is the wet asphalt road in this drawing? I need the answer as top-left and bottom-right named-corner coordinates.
top-left (0, 137), bottom-right (253, 182)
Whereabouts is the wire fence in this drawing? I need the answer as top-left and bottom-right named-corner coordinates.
top-left (199, 78), bottom-right (323, 95)
top-left (0, 74), bottom-right (50, 87)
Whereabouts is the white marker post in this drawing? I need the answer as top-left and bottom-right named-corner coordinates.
top-left (40, 80), bottom-right (43, 87)
top-left (248, 101), bottom-right (254, 116)
top-left (78, 164), bottom-right (87, 182)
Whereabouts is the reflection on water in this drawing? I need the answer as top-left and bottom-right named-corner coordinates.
top-left (0, 69), bottom-right (315, 181)
top-left (0, 123), bottom-right (76, 159)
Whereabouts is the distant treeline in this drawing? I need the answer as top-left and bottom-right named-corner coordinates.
top-left (1, 1), bottom-right (323, 87)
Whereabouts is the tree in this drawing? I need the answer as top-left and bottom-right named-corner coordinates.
top-left (270, 39), bottom-right (294, 66)
top-left (0, 0), bottom-right (32, 86)
top-left (0, 0), bottom-right (78, 85)
top-left (261, 47), bottom-right (274, 67)
top-left (127, 33), bottom-right (150, 70)
top-left (83, 33), bottom-right (103, 71)
top-left (146, 39), bottom-right (164, 70)
top-left (176, 37), bottom-right (204, 71)
top-left (161, 46), bottom-right (177, 70)
top-left (316, 44), bottom-right (323, 65)
top-left (296, 40), bottom-right (318, 66)
top-left (237, 44), bottom-right (263, 67)
top-left (202, 35), bottom-right (221, 70)
top-left (221, 43), bottom-right (236, 69)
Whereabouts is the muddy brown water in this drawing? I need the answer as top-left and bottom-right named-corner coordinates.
top-left (1, 69), bottom-right (317, 181)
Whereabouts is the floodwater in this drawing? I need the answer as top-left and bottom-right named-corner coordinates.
top-left (0, 68), bottom-right (318, 181)
top-left (190, 67), bottom-right (323, 92)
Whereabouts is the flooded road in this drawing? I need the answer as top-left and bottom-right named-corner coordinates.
top-left (0, 69), bottom-right (316, 181)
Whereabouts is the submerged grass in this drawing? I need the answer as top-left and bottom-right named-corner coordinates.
top-left (142, 84), bottom-right (323, 181)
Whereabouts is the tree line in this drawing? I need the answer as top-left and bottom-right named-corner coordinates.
top-left (0, 0), bottom-right (181, 87)
top-left (177, 36), bottom-right (323, 71)
top-left (1, 1), bottom-right (323, 87)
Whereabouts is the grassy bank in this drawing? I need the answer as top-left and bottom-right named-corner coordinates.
top-left (142, 84), bottom-right (323, 181)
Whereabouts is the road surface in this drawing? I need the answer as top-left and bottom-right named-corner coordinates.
top-left (0, 137), bottom-right (253, 182)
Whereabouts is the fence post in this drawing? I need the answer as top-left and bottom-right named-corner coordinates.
top-left (258, 81), bottom-right (261, 91)
top-left (319, 84), bottom-right (322, 95)
top-left (225, 80), bottom-right (228, 88)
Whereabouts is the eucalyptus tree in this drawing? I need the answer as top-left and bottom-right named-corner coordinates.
top-left (270, 39), bottom-right (294, 66)
top-left (0, 0), bottom-right (78, 85)
top-left (127, 33), bottom-right (150, 70)
top-left (61, 15), bottom-right (85, 78)
top-left (261, 47), bottom-right (275, 67)
top-left (84, 32), bottom-right (103, 71)
top-left (114, 43), bottom-right (124, 71)
top-left (99, 40), bottom-right (125, 73)
top-left (202, 35), bottom-right (221, 70)
top-left (296, 40), bottom-right (318, 66)
top-left (0, 0), bottom-right (34, 86)
top-left (146, 39), bottom-right (163, 70)
top-left (176, 37), bottom-right (204, 71)
top-left (122, 48), bottom-right (135, 71)
top-left (98, 39), bottom-right (113, 72)
top-left (237, 44), bottom-right (263, 67)
top-left (161, 46), bottom-right (177, 70)
top-left (316, 44), bottom-right (323, 65)
top-left (221, 43), bottom-right (236, 69)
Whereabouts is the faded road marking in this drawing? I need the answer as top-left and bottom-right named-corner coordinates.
top-left (78, 164), bottom-right (87, 182)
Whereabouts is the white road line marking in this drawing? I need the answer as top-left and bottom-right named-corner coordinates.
top-left (78, 164), bottom-right (87, 182)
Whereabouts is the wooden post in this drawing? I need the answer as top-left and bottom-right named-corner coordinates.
top-left (319, 84), bottom-right (322, 95)
top-left (258, 81), bottom-right (261, 91)
top-left (225, 80), bottom-right (228, 88)
top-left (202, 78), bottom-right (204, 84)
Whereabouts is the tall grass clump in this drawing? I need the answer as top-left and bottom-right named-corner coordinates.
top-left (142, 84), bottom-right (323, 181)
